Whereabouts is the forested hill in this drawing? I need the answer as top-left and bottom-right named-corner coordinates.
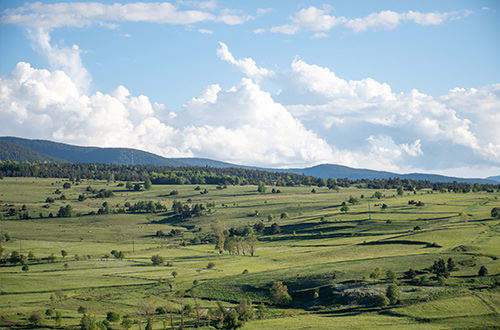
top-left (283, 164), bottom-right (499, 185)
top-left (0, 139), bottom-right (66, 163)
top-left (1, 136), bottom-right (498, 184)
top-left (0, 136), bottom-right (186, 166)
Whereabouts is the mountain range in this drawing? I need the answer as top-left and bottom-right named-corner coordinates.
top-left (1, 136), bottom-right (498, 184)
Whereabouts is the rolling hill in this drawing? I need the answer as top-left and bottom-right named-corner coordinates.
top-left (1, 136), bottom-right (497, 184)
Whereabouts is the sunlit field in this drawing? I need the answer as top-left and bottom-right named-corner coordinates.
top-left (1, 177), bottom-right (499, 329)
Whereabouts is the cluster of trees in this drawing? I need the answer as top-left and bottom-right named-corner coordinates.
top-left (127, 201), bottom-right (166, 214)
top-left (211, 220), bottom-right (259, 257)
top-left (171, 201), bottom-right (206, 219)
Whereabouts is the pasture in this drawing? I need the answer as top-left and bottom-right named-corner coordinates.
top-left (0, 177), bottom-right (499, 329)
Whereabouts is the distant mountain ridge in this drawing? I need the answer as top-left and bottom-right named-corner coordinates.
top-left (0, 136), bottom-right (497, 184)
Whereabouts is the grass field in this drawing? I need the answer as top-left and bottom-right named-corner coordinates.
top-left (1, 177), bottom-right (499, 329)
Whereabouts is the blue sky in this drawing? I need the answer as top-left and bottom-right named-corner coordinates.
top-left (1, 0), bottom-right (499, 178)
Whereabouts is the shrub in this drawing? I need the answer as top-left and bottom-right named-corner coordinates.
top-left (386, 269), bottom-right (397, 282)
top-left (374, 293), bottom-right (389, 307)
top-left (106, 311), bottom-right (120, 323)
top-left (151, 254), bottom-right (164, 266)
top-left (29, 312), bottom-right (44, 326)
top-left (270, 281), bottom-right (292, 306)
top-left (478, 266), bottom-right (488, 277)
top-left (386, 284), bottom-right (401, 304)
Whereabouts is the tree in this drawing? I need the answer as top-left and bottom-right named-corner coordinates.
top-left (61, 250), bottom-right (68, 259)
top-left (478, 265), bottom-right (488, 277)
top-left (54, 310), bottom-right (63, 327)
top-left (121, 316), bottom-right (133, 330)
top-left (22, 264), bottom-right (29, 272)
top-left (111, 250), bottom-right (125, 260)
top-left (236, 298), bottom-right (254, 322)
top-left (107, 311), bottom-right (120, 323)
top-left (29, 311), bottom-right (44, 326)
top-left (77, 306), bottom-right (87, 314)
top-left (373, 191), bottom-right (383, 199)
top-left (370, 267), bottom-right (382, 279)
top-left (144, 178), bottom-right (152, 190)
top-left (257, 181), bottom-right (266, 193)
top-left (386, 269), bottom-right (397, 282)
top-left (191, 290), bottom-right (202, 328)
top-left (491, 207), bottom-right (500, 218)
top-left (151, 254), bottom-right (164, 266)
top-left (133, 183), bottom-right (142, 191)
top-left (348, 195), bottom-right (359, 205)
top-left (447, 258), bottom-right (457, 272)
top-left (404, 268), bottom-right (417, 279)
top-left (270, 281), bottom-right (292, 306)
top-left (431, 259), bottom-right (449, 278)
top-left (145, 318), bottom-right (152, 330)
top-left (63, 182), bottom-right (71, 189)
top-left (212, 220), bottom-right (226, 253)
top-left (9, 250), bottom-right (20, 264)
top-left (80, 314), bottom-right (97, 330)
top-left (397, 186), bottom-right (404, 196)
top-left (340, 205), bottom-right (349, 213)
top-left (255, 303), bottom-right (268, 320)
top-left (246, 235), bottom-right (258, 257)
top-left (386, 284), bottom-right (401, 304)
top-left (126, 181), bottom-right (134, 190)
top-left (57, 205), bottom-right (73, 218)
top-left (374, 294), bottom-right (390, 307)
top-left (437, 276), bottom-right (447, 286)
top-left (270, 223), bottom-right (281, 234)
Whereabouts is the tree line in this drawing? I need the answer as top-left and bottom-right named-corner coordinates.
top-left (1, 160), bottom-right (499, 192)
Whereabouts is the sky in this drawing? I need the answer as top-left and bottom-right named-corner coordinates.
top-left (0, 0), bottom-right (499, 178)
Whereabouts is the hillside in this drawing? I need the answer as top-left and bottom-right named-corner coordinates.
top-left (0, 139), bottom-right (66, 163)
top-left (487, 175), bottom-right (500, 183)
top-left (284, 164), bottom-right (497, 184)
top-left (1, 136), bottom-right (497, 184)
top-left (0, 136), bottom-right (185, 166)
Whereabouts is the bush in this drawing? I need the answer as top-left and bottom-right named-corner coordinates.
top-left (270, 281), bottom-right (292, 306)
top-left (386, 269), bottom-right (397, 282)
top-left (207, 262), bottom-right (215, 269)
top-left (478, 265), bottom-right (488, 277)
top-left (270, 223), bottom-right (281, 234)
top-left (106, 311), bottom-right (120, 323)
top-left (386, 284), bottom-right (401, 304)
top-left (374, 293), bottom-right (389, 307)
top-left (151, 254), bottom-right (164, 266)
top-left (29, 312), bottom-right (44, 326)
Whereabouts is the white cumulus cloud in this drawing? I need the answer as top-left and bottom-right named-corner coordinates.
top-left (216, 42), bottom-right (275, 83)
top-left (268, 5), bottom-right (465, 35)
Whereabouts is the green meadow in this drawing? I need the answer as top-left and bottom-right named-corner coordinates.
top-left (1, 177), bottom-right (499, 329)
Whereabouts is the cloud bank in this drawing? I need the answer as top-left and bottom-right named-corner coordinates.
top-left (266, 5), bottom-right (465, 35)
top-left (1, 40), bottom-right (499, 175)
top-left (0, 1), bottom-right (250, 29)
